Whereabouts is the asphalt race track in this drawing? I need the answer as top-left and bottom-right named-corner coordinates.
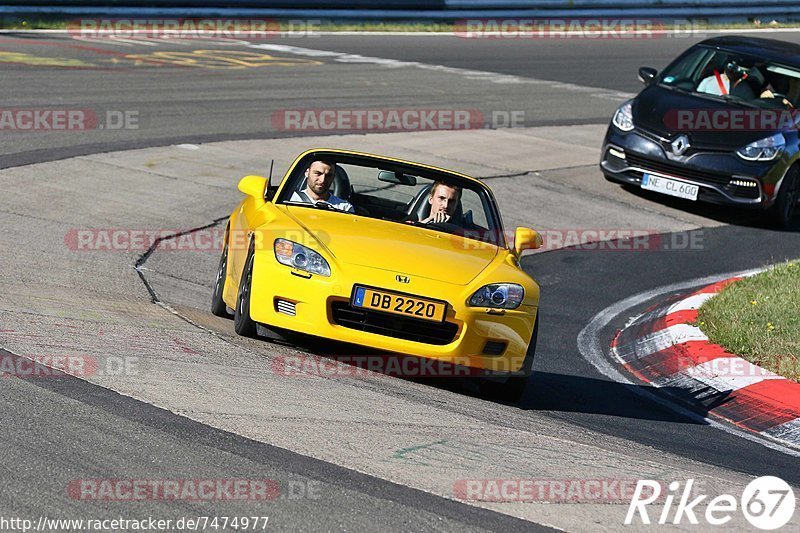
top-left (1, 30), bottom-right (799, 531)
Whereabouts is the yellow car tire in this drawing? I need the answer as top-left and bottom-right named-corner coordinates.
top-left (233, 249), bottom-right (257, 337)
top-left (211, 237), bottom-right (230, 318)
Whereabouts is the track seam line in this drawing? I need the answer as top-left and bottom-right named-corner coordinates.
top-left (128, 219), bottom-right (706, 466)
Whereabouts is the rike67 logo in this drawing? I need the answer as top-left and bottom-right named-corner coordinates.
top-left (626, 477), bottom-right (795, 530)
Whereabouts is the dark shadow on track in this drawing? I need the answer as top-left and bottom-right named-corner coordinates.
top-left (258, 331), bottom-right (711, 425)
top-left (523, 371), bottom-right (718, 423)
top-left (618, 183), bottom-right (800, 232)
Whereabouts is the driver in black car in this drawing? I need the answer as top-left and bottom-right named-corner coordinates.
top-left (697, 60), bottom-right (765, 100)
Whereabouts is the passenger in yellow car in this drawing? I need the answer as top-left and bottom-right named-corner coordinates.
top-left (290, 159), bottom-right (354, 213)
top-left (421, 181), bottom-right (461, 224)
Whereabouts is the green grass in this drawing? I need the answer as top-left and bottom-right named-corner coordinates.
top-left (697, 260), bottom-right (800, 382)
top-left (0, 19), bottom-right (66, 30)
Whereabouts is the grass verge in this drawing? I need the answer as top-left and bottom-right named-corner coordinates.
top-left (697, 260), bottom-right (800, 382)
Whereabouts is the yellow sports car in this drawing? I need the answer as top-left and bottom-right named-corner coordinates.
top-left (211, 149), bottom-right (542, 400)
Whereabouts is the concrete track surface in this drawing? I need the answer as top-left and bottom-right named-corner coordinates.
top-left (1, 31), bottom-right (799, 532)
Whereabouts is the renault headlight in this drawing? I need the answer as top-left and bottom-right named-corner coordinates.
top-left (612, 100), bottom-right (635, 132)
top-left (736, 133), bottom-right (785, 161)
top-left (274, 239), bottom-right (330, 277)
top-left (468, 283), bottom-right (524, 310)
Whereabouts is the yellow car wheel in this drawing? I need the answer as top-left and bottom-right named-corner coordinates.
top-left (210, 236), bottom-right (230, 318)
top-left (233, 250), bottom-right (257, 337)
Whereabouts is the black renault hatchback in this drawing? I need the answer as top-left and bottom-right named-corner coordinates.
top-left (600, 36), bottom-right (800, 226)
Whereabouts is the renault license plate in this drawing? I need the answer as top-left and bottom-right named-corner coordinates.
top-left (641, 173), bottom-right (699, 201)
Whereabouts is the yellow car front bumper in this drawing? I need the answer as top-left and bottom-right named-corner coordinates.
top-left (248, 252), bottom-right (538, 374)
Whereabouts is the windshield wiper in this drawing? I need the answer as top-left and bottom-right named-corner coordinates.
top-left (693, 92), bottom-right (758, 108)
top-left (659, 83), bottom-right (691, 94)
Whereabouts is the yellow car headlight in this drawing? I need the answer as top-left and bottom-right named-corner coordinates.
top-left (274, 238), bottom-right (331, 277)
top-left (468, 283), bottom-right (524, 309)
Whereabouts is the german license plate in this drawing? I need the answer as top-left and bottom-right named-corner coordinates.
top-left (352, 286), bottom-right (446, 323)
top-left (641, 173), bottom-right (699, 201)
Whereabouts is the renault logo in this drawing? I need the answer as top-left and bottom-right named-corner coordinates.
top-left (671, 134), bottom-right (691, 156)
top-left (396, 275), bottom-right (410, 284)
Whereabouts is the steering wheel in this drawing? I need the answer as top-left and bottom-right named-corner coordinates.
top-left (312, 201), bottom-right (338, 211)
top-left (770, 93), bottom-right (795, 109)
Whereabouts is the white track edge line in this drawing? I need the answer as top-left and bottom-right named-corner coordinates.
top-left (577, 267), bottom-right (800, 457)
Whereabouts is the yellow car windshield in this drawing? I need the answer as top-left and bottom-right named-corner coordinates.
top-left (280, 158), bottom-right (506, 248)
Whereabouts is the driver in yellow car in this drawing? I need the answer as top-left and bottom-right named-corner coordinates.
top-left (290, 159), bottom-right (354, 213)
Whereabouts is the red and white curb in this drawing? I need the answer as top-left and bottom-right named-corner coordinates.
top-left (611, 277), bottom-right (800, 450)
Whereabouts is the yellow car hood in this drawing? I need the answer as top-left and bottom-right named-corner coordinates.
top-left (283, 206), bottom-right (499, 285)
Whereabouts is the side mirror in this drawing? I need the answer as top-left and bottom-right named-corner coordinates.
top-left (638, 67), bottom-right (658, 86)
top-left (238, 175), bottom-right (268, 200)
top-left (514, 227), bottom-right (543, 255)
